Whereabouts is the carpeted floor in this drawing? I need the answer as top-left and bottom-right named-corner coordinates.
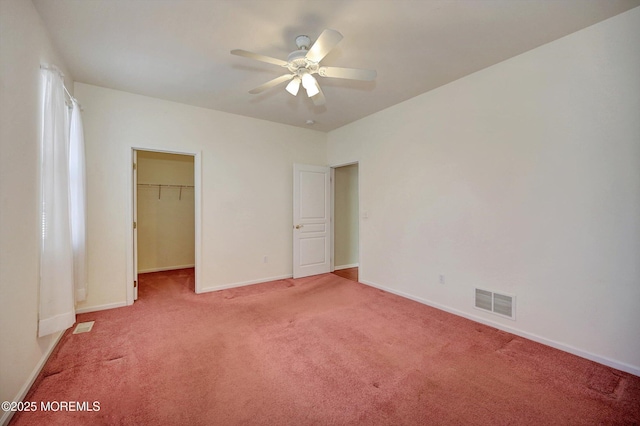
top-left (10, 269), bottom-right (640, 425)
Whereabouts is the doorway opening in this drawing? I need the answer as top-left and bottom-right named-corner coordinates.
top-left (331, 163), bottom-right (359, 282)
top-left (131, 149), bottom-right (200, 303)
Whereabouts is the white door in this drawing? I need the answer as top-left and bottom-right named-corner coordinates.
top-left (293, 164), bottom-right (331, 278)
top-left (133, 150), bottom-right (139, 300)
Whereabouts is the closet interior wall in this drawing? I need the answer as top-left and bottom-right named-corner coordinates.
top-left (137, 151), bottom-right (195, 273)
top-left (334, 163), bottom-right (359, 269)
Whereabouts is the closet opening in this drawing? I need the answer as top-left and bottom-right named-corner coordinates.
top-left (131, 149), bottom-right (199, 302)
top-left (331, 162), bottom-right (359, 282)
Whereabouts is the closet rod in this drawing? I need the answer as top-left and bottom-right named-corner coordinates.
top-left (136, 184), bottom-right (194, 188)
top-left (137, 183), bottom-right (194, 200)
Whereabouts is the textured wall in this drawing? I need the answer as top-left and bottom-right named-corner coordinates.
top-left (0, 0), bottom-right (76, 417)
top-left (327, 8), bottom-right (640, 374)
top-left (75, 82), bottom-right (327, 309)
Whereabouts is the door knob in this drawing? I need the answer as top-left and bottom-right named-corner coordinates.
top-left (295, 224), bottom-right (304, 229)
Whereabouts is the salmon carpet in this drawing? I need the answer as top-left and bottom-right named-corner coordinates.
top-left (10, 269), bottom-right (640, 425)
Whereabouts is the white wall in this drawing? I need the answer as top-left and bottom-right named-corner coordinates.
top-left (137, 151), bottom-right (195, 273)
top-left (327, 8), bottom-right (640, 374)
top-left (0, 0), bottom-right (75, 419)
top-left (334, 164), bottom-right (359, 268)
top-left (74, 83), bottom-right (326, 310)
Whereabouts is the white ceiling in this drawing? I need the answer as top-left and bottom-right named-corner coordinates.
top-left (33, 0), bottom-right (640, 132)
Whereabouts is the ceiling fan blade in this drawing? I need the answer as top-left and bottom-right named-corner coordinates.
top-left (311, 85), bottom-right (326, 106)
top-left (248, 74), bottom-right (294, 94)
top-left (306, 29), bottom-right (343, 63)
top-left (231, 49), bottom-right (288, 67)
top-left (318, 66), bottom-right (377, 81)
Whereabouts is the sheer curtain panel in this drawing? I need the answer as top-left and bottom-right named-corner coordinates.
top-left (39, 68), bottom-right (75, 337)
top-left (69, 100), bottom-right (87, 302)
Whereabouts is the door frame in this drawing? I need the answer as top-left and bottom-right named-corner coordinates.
top-left (133, 150), bottom-right (138, 300)
top-left (126, 146), bottom-right (202, 305)
top-left (330, 161), bottom-right (360, 274)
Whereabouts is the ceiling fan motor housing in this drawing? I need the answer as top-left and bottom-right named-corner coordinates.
top-left (295, 35), bottom-right (311, 50)
top-left (287, 49), bottom-right (319, 74)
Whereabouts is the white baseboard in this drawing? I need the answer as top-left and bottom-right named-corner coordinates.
top-left (75, 301), bottom-right (127, 314)
top-left (359, 279), bottom-right (640, 377)
top-left (1, 330), bottom-right (65, 426)
top-left (138, 264), bottom-right (195, 274)
top-left (198, 274), bottom-right (293, 294)
top-left (334, 263), bottom-right (359, 271)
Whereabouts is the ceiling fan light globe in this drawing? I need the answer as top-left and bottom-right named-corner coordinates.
top-left (306, 82), bottom-right (320, 97)
top-left (286, 78), bottom-right (300, 96)
top-left (301, 73), bottom-right (320, 97)
top-left (301, 72), bottom-right (316, 89)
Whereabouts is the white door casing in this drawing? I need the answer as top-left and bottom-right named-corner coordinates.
top-left (132, 150), bottom-right (138, 300)
top-left (293, 164), bottom-right (331, 278)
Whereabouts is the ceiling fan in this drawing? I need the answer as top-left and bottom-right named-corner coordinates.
top-left (231, 29), bottom-right (376, 106)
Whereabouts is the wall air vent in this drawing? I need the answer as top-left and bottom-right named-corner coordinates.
top-left (474, 288), bottom-right (515, 320)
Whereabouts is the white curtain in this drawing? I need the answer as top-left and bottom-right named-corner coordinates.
top-left (69, 100), bottom-right (87, 302)
top-left (39, 68), bottom-right (75, 337)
